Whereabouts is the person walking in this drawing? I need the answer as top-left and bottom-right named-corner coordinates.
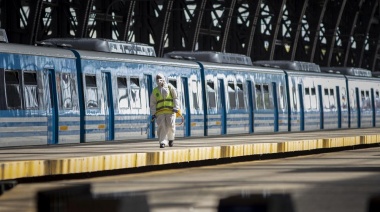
top-left (150, 73), bottom-right (180, 148)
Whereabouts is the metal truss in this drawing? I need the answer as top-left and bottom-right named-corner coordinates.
top-left (1, 0), bottom-right (380, 71)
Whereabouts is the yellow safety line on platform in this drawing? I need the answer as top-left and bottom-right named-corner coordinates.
top-left (0, 134), bottom-right (379, 180)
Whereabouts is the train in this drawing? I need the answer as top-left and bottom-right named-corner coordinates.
top-left (0, 33), bottom-right (379, 147)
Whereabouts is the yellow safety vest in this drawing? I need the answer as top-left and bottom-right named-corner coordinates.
top-left (153, 87), bottom-right (174, 115)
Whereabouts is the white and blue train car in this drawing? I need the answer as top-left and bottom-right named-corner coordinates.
top-left (200, 62), bottom-right (253, 136)
top-left (322, 67), bottom-right (380, 128)
top-left (249, 66), bottom-right (288, 133)
top-left (71, 49), bottom-right (201, 143)
top-left (200, 63), bottom-right (253, 135)
top-left (254, 61), bottom-right (351, 131)
top-left (346, 75), bottom-right (378, 128)
top-left (287, 70), bottom-right (348, 131)
top-left (2, 33), bottom-right (380, 148)
top-left (0, 43), bottom-right (80, 147)
top-left (166, 52), bottom-right (289, 135)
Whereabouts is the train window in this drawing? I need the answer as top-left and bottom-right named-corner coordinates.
top-left (376, 90), bottom-right (380, 109)
top-left (58, 73), bottom-right (74, 109)
top-left (329, 89), bottom-right (335, 109)
top-left (191, 80), bottom-right (200, 109)
top-left (169, 78), bottom-right (183, 110)
top-left (228, 82), bottom-right (236, 109)
top-left (130, 77), bottom-right (141, 108)
top-left (169, 79), bottom-right (177, 88)
top-left (360, 90), bottom-right (367, 109)
top-left (324, 88), bottom-right (329, 96)
top-left (365, 90), bottom-right (371, 109)
top-left (237, 83), bottom-right (245, 109)
top-left (341, 87), bottom-right (347, 109)
top-left (292, 86), bottom-right (297, 110)
top-left (323, 88), bottom-right (330, 109)
top-left (255, 84), bottom-right (263, 109)
top-left (263, 84), bottom-right (273, 109)
top-left (85, 75), bottom-right (99, 108)
top-left (304, 87), bottom-right (311, 109)
top-left (279, 85), bottom-right (286, 109)
top-left (311, 87), bottom-right (316, 95)
top-left (207, 81), bottom-right (216, 108)
top-left (117, 77), bottom-right (129, 109)
top-left (305, 87), bottom-right (310, 95)
top-left (5, 71), bottom-right (22, 109)
top-left (350, 88), bottom-right (356, 109)
top-left (24, 72), bottom-right (37, 85)
top-left (23, 72), bottom-right (38, 109)
top-left (311, 87), bottom-right (317, 109)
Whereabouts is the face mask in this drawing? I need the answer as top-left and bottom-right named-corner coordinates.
top-left (157, 78), bottom-right (164, 86)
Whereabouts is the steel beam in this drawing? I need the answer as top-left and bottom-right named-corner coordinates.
top-left (223, 0), bottom-right (261, 57)
top-left (28, 0), bottom-right (44, 44)
top-left (196, 0), bottom-right (225, 50)
top-left (290, 0), bottom-right (309, 61)
top-left (190, 0), bottom-right (207, 50)
top-left (120, 0), bottom-right (135, 41)
top-left (77, 0), bottom-right (94, 38)
top-left (268, 0), bottom-right (286, 60)
top-left (156, 0), bottom-right (174, 57)
top-left (326, 0), bottom-right (347, 67)
top-left (343, 0), bottom-right (365, 66)
top-left (309, 0), bottom-right (328, 63)
top-left (359, 0), bottom-right (379, 68)
top-left (219, 0), bottom-right (236, 52)
top-left (371, 2), bottom-right (380, 71)
top-left (245, 0), bottom-right (262, 57)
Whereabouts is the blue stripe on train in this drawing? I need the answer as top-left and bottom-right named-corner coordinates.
top-left (0, 122), bottom-right (47, 127)
top-left (0, 121), bottom-right (81, 128)
top-left (0, 131), bottom-right (48, 137)
top-left (0, 130), bottom-right (83, 137)
top-left (114, 128), bottom-right (151, 133)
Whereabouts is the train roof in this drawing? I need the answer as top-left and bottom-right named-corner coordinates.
top-left (164, 51), bottom-right (253, 66)
top-left (40, 38), bottom-right (156, 57)
top-left (73, 49), bottom-right (200, 69)
top-left (0, 42), bottom-right (75, 58)
top-left (320, 67), bottom-right (372, 77)
top-left (253, 60), bottom-right (321, 72)
top-left (372, 72), bottom-right (380, 78)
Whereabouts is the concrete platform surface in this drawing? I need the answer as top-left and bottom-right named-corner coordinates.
top-left (0, 128), bottom-right (379, 180)
top-left (0, 146), bottom-right (379, 212)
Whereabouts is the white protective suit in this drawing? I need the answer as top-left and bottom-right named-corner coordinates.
top-left (149, 73), bottom-right (180, 146)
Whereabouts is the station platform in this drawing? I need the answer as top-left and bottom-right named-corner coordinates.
top-left (0, 128), bottom-right (379, 181)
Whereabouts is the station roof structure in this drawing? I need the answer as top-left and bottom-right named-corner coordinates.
top-left (1, 0), bottom-right (379, 71)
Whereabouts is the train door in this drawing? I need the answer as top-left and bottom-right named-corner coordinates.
top-left (371, 88), bottom-right (376, 127)
top-left (318, 85), bottom-right (324, 129)
top-left (272, 82), bottom-right (279, 132)
top-left (247, 80), bottom-right (254, 133)
top-left (298, 84), bottom-right (305, 131)
top-left (336, 86), bottom-right (342, 128)
top-left (101, 72), bottom-right (114, 141)
top-left (181, 77), bottom-right (191, 137)
top-left (168, 77), bottom-right (187, 138)
top-left (375, 89), bottom-right (380, 127)
top-left (146, 74), bottom-right (155, 139)
top-left (218, 79), bottom-right (227, 135)
top-left (355, 87), bottom-right (361, 128)
top-left (43, 69), bottom-right (59, 144)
